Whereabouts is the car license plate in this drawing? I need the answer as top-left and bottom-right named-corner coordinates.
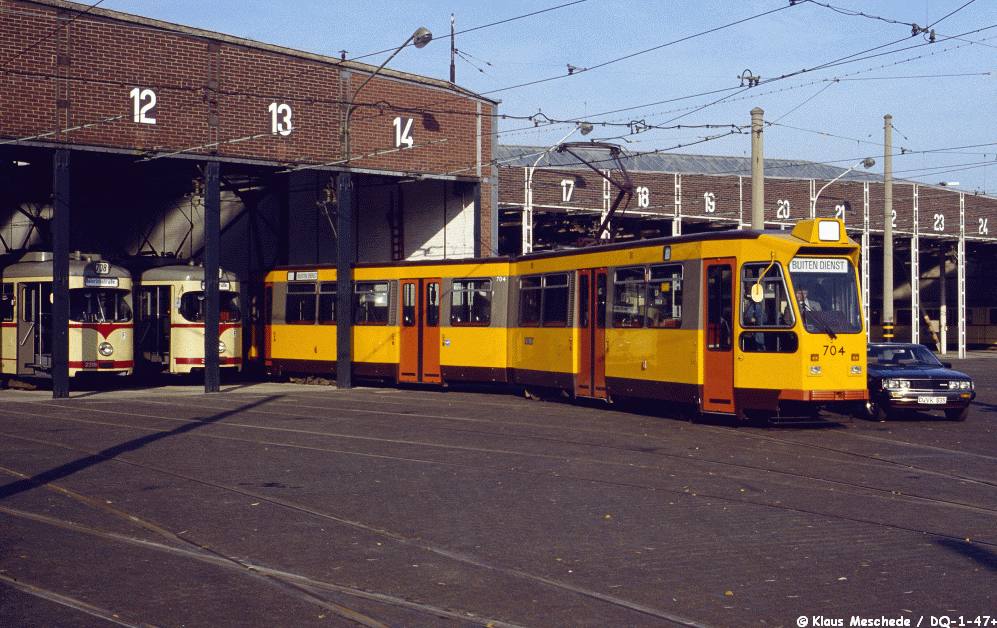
top-left (917, 396), bottom-right (946, 404)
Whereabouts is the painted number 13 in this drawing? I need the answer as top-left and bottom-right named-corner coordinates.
top-left (268, 102), bottom-right (293, 136)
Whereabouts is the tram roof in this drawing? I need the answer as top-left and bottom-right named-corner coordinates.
top-left (1, 253), bottom-right (131, 279)
top-left (497, 145), bottom-right (882, 182)
top-left (140, 264), bottom-right (239, 283)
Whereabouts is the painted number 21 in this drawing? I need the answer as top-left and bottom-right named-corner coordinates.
top-left (129, 87), bottom-right (156, 125)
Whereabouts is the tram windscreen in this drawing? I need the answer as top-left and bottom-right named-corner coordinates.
top-left (69, 289), bottom-right (132, 323)
top-left (788, 257), bottom-right (862, 334)
top-left (179, 291), bottom-right (242, 323)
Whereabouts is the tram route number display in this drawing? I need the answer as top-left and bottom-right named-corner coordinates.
top-left (788, 258), bottom-right (849, 273)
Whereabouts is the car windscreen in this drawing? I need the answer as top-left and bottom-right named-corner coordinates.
top-left (869, 345), bottom-right (943, 367)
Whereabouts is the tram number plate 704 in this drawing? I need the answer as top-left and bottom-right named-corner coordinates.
top-left (823, 344), bottom-right (846, 356)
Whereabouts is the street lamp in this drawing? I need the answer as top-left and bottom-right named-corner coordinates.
top-left (343, 26), bottom-right (432, 162)
top-left (522, 122), bottom-right (594, 253)
top-left (811, 157), bottom-right (876, 214)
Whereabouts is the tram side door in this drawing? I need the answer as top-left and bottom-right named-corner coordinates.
top-left (18, 282), bottom-right (52, 374)
top-left (398, 278), bottom-right (442, 384)
top-left (702, 259), bottom-right (735, 413)
top-left (575, 268), bottom-right (608, 399)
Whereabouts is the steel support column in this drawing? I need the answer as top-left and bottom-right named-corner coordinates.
top-left (910, 184), bottom-right (919, 344)
top-left (958, 192), bottom-right (966, 358)
top-left (672, 174), bottom-right (682, 236)
top-left (522, 167), bottom-right (533, 254)
top-left (861, 181), bottom-right (870, 340)
top-left (203, 161), bottom-right (221, 393)
top-left (939, 247), bottom-right (947, 355)
top-left (52, 149), bottom-right (70, 399)
top-left (336, 172), bottom-right (355, 388)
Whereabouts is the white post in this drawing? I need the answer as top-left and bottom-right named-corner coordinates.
top-left (522, 167), bottom-right (534, 254)
top-left (911, 184), bottom-right (919, 344)
top-left (808, 179), bottom-right (816, 219)
top-left (958, 192), bottom-right (966, 358)
top-left (672, 174), bottom-right (682, 236)
top-left (601, 170), bottom-right (611, 240)
top-left (862, 181), bottom-right (870, 340)
top-left (939, 247), bottom-right (947, 355)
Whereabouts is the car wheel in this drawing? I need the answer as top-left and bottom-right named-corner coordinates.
top-left (944, 406), bottom-right (969, 421)
top-left (864, 400), bottom-right (889, 422)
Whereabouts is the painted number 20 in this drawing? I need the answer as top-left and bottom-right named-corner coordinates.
top-left (129, 87), bottom-right (156, 125)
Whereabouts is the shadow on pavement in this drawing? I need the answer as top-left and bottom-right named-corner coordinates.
top-left (936, 537), bottom-right (997, 572)
top-left (0, 394), bottom-right (282, 501)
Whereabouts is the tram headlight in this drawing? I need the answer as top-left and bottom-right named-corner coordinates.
top-left (98, 341), bottom-right (114, 357)
top-left (809, 365), bottom-right (822, 376)
top-left (850, 365), bottom-right (863, 375)
top-left (882, 379), bottom-right (910, 390)
top-left (218, 340), bottom-right (226, 354)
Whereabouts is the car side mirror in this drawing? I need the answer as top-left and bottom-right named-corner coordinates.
top-left (941, 361), bottom-right (953, 369)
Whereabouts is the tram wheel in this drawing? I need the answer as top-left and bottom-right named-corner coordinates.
top-left (863, 400), bottom-right (888, 422)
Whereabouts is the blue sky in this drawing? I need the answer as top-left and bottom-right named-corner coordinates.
top-left (100, 1), bottom-right (997, 194)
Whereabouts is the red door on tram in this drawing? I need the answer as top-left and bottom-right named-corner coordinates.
top-left (702, 259), bottom-right (735, 413)
top-left (399, 278), bottom-right (441, 384)
top-left (576, 268), bottom-right (608, 399)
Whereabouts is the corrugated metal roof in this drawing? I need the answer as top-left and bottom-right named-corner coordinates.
top-left (497, 144), bottom-right (882, 182)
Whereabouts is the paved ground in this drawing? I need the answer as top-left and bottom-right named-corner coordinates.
top-left (0, 354), bottom-right (995, 627)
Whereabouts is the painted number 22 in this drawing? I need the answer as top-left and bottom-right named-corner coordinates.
top-left (129, 87), bottom-right (156, 125)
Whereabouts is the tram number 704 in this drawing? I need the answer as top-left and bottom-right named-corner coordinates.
top-left (823, 344), bottom-right (846, 356)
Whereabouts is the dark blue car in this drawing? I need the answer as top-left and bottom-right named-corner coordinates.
top-left (865, 343), bottom-right (975, 421)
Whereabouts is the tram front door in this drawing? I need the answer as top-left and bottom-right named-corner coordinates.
top-left (703, 259), bottom-right (735, 413)
top-left (17, 281), bottom-right (52, 374)
top-left (575, 268), bottom-right (608, 399)
top-left (398, 278), bottom-right (441, 384)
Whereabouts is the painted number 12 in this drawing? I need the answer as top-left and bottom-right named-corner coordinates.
top-left (129, 87), bottom-right (156, 125)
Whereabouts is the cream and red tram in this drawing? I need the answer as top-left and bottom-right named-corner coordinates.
top-left (0, 252), bottom-right (134, 377)
top-left (134, 264), bottom-right (242, 374)
top-left (263, 219), bottom-right (866, 418)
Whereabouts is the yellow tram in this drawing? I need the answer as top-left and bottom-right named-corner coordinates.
top-left (134, 264), bottom-right (242, 374)
top-left (263, 218), bottom-right (867, 418)
top-left (1, 252), bottom-right (134, 377)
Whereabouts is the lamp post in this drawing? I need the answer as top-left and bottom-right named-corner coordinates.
top-left (336, 26), bottom-right (430, 391)
top-left (811, 157), bottom-right (875, 214)
top-left (523, 122), bottom-right (593, 254)
top-left (342, 26), bottom-right (432, 162)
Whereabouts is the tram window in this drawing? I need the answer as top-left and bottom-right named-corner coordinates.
top-left (706, 265), bottom-right (733, 351)
top-left (647, 264), bottom-right (682, 328)
top-left (0, 283), bottom-right (12, 322)
top-left (354, 281), bottom-right (389, 325)
top-left (519, 276), bottom-right (542, 326)
top-left (990, 308), bottom-right (997, 325)
top-left (596, 272), bottom-right (607, 329)
top-left (542, 273), bottom-right (569, 327)
top-left (426, 282), bottom-right (440, 327)
top-left (219, 292), bottom-right (242, 323)
top-left (70, 289), bottom-right (132, 323)
top-left (452, 279), bottom-right (492, 326)
top-left (740, 263), bottom-right (794, 329)
top-left (402, 283), bottom-right (416, 327)
top-left (318, 282), bottom-right (336, 324)
top-left (285, 282), bottom-right (316, 324)
top-left (739, 331), bottom-right (798, 353)
top-left (613, 266), bottom-right (646, 328)
top-left (578, 275), bottom-right (590, 328)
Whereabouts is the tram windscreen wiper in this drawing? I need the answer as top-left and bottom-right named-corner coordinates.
top-left (805, 310), bottom-right (838, 340)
